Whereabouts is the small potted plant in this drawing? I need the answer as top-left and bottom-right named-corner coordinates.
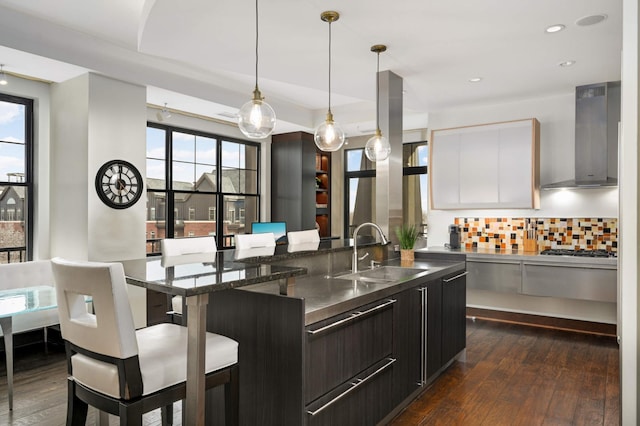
top-left (396, 224), bottom-right (420, 262)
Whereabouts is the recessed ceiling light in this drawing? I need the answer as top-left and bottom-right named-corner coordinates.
top-left (468, 77), bottom-right (482, 83)
top-left (576, 14), bottom-right (607, 26)
top-left (558, 60), bottom-right (576, 67)
top-left (545, 24), bottom-right (566, 33)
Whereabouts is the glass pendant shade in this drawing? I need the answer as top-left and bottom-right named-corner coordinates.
top-left (314, 112), bottom-right (345, 152)
top-left (238, 0), bottom-right (276, 139)
top-left (315, 11), bottom-right (344, 152)
top-left (365, 129), bottom-right (391, 161)
top-left (366, 45), bottom-right (390, 162)
top-left (238, 89), bottom-right (276, 139)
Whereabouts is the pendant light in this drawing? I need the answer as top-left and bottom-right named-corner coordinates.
top-left (238, 0), bottom-right (276, 139)
top-left (314, 11), bottom-right (346, 152)
top-left (364, 45), bottom-right (391, 162)
top-left (0, 65), bottom-right (8, 86)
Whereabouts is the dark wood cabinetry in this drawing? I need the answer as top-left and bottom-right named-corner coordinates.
top-left (206, 264), bottom-right (466, 425)
top-left (393, 272), bottom-right (466, 407)
top-left (393, 278), bottom-right (442, 404)
top-left (305, 299), bottom-right (395, 425)
top-left (146, 289), bottom-right (169, 326)
top-left (442, 270), bottom-right (467, 362)
top-left (272, 132), bottom-right (331, 237)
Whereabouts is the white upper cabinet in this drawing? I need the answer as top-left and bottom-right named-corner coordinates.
top-left (430, 118), bottom-right (540, 210)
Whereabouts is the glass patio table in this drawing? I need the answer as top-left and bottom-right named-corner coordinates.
top-left (0, 285), bottom-right (57, 410)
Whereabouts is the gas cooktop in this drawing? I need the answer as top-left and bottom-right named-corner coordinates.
top-left (539, 249), bottom-right (616, 258)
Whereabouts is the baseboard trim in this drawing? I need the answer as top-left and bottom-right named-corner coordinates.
top-left (466, 307), bottom-right (617, 338)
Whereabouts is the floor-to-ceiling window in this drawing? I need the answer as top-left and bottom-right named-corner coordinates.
top-left (145, 123), bottom-right (260, 254)
top-left (0, 94), bottom-right (33, 263)
top-left (344, 148), bottom-right (376, 237)
top-left (403, 141), bottom-right (429, 238)
top-left (344, 142), bottom-right (429, 239)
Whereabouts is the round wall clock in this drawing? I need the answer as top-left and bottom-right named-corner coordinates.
top-left (95, 159), bottom-right (143, 209)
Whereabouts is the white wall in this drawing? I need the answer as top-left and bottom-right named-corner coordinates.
top-left (87, 74), bottom-right (147, 261)
top-left (50, 74), bottom-right (89, 260)
top-left (620, 0), bottom-right (638, 422)
top-left (427, 93), bottom-right (618, 247)
top-left (50, 73), bottom-right (148, 327)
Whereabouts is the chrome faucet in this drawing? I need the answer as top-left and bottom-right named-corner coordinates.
top-left (352, 222), bottom-right (389, 273)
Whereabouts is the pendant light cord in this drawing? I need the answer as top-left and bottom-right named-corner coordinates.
top-left (328, 19), bottom-right (332, 115)
top-left (375, 51), bottom-right (380, 130)
top-left (254, 0), bottom-right (259, 91)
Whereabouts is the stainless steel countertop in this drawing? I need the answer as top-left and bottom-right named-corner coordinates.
top-left (239, 257), bottom-right (466, 325)
top-left (418, 246), bottom-right (617, 268)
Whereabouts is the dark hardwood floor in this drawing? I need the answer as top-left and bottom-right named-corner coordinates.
top-left (0, 318), bottom-right (620, 425)
top-left (390, 318), bottom-right (620, 426)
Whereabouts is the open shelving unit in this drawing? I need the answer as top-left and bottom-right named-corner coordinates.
top-left (315, 151), bottom-right (331, 238)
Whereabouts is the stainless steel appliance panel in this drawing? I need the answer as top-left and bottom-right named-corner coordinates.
top-left (467, 259), bottom-right (521, 293)
top-left (522, 263), bottom-right (616, 303)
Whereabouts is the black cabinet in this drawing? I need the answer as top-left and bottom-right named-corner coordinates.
top-left (272, 131), bottom-right (319, 233)
top-left (441, 270), bottom-right (467, 362)
top-left (393, 278), bottom-right (442, 404)
top-left (146, 289), bottom-right (169, 326)
top-left (206, 265), bottom-right (466, 425)
top-left (393, 270), bottom-right (466, 406)
top-left (305, 298), bottom-right (396, 426)
top-left (272, 131), bottom-right (333, 236)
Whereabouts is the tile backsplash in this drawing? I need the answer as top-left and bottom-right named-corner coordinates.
top-left (454, 217), bottom-right (618, 252)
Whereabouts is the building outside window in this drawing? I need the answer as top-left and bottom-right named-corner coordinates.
top-left (146, 123), bottom-right (260, 254)
top-left (0, 94), bottom-right (33, 263)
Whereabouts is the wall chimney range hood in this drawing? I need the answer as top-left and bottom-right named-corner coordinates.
top-left (542, 81), bottom-right (621, 189)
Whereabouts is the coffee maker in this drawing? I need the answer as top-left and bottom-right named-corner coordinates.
top-left (448, 224), bottom-right (460, 249)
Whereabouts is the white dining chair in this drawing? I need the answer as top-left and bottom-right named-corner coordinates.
top-left (287, 229), bottom-right (320, 252)
top-left (235, 232), bottom-right (276, 250)
top-left (51, 257), bottom-right (239, 426)
top-left (161, 236), bottom-right (217, 317)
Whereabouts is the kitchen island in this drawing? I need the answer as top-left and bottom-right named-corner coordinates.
top-left (195, 241), bottom-right (466, 425)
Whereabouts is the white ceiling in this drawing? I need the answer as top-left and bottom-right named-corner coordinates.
top-left (0, 0), bottom-right (623, 137)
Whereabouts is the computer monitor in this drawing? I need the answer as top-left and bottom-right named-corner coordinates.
top-left (251, 222), bottom-right (287, 245)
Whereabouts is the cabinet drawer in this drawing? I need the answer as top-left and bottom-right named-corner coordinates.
top-left (306, 357), bottom-right (395, 426)
top-left (522, 263), bottom-right (616, 302)
top-left (467, 260), bottom-right (521, 293)
top-left (305, 299), bottom-right (395, 403)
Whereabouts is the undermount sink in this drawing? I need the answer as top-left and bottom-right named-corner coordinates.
top-left (335, 266), bottom-right (428, 283)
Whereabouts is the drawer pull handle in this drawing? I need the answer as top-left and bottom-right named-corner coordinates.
top-left (443, 271), bottom-right (468, 283)
top-left (306, 358), bottom-right (396, 417)
top-left (306, 299), bottom-right (397, 335)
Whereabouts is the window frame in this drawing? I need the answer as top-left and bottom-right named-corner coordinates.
top-left (343, 142), bottom-right (430, 238)
top-left (146, 122), bottom-right (261, 253)
top-left (343, 148), bottom-right (376, 238)
top-left (0, 93), bottom-right (34, 263)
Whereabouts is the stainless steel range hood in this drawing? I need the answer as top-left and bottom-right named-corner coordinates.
top-left (542, 81), bottom-right (621, 189)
